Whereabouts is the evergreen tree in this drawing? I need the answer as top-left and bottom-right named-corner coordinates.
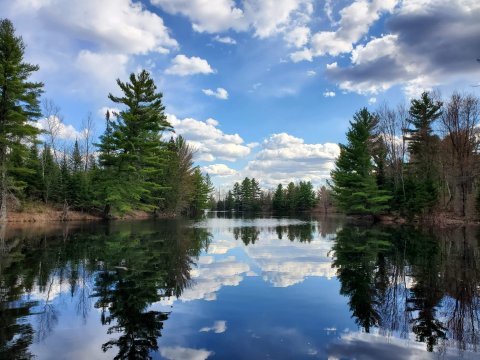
top-left (272, 184), bottom-right (286, 212)
top-left (296, 181), bottom-right (316, 211)
top-left (188, 169), bottom-right (213, 215)
top-left (225, 190), bottom-right (234, 211)
top-left (404, 92), bottom-right (442, 215)
top-left (330, 108), bottom-right (391, 216)
top-left (96, 71), bottom-right (172, 217)
top-left (232, 182), bottom-right (241, 212)
top-left (0, 19), bottom-right (43, 220)
top-left (159, 136), bottom-right (195, 215)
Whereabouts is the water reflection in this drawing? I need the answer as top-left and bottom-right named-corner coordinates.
top-left (0, 221), bottom-right (211, 359)
top-left (0, 217), bottom-right (479, 359)
top-left (330, 225), bottom-right (480, 355)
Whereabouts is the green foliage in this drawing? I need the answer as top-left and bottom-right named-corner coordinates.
top-left (188, 169), bottom-right (214, 215)
top-left (330, 108), bottom-right (391, 216)
top-left (95, 70), bottom-right (172, 216)
top-left (0, 18), bottom-right (43, 218)
top-left (402, 92), bottom-right (442, 215)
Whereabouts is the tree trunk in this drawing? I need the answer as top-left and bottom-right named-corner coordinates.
top-left (0, 148), bottom-right (7, 222)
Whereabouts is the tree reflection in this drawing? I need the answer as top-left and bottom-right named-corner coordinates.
top-left (332, 226), bottom-right (391, 332)
top-left (0, 221), bottom-right (211, 359)
top-left (332, 224), bottom-right (480, 353)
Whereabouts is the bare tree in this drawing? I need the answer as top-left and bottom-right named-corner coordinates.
top-left (42, 99), bottom-right (64, 163)
top-left (81, 112), bottom-right (96, 171)
top-left (440, 93), bottom-right (480, 217)
top-left (377, 102), bottom-right (409, 198)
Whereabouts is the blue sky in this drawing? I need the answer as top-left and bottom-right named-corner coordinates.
top-left (2, 0), bottom-right (479, 190)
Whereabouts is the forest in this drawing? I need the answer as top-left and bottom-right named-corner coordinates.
top-left (0, 18), bottom-right (214, 220)
top-left (2, 16), bottom-right (480, 222)
top-left (330, 91), bottom-right (480, 221)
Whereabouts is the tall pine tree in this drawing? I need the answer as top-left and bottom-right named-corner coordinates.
top-left (0, 19), bottom-right (43, 221)
top-left (330, 108), bottom-right (391, 216)
top-left (96, 70), bottom-right (172, 217)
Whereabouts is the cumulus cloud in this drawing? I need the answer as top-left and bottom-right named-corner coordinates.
top-left (213, 35), bottom-right (237, 45)
top-left (35, 116), bottom-right (83, 141)
top-left (327, 1), bottom-right (480, 95)
top-left (0, 0), bottom-right (178, 96)
top-left (306, 70), bottom-right (316, 76)
top-left (167, 114), bottom-right (252, 162)
top-left (75, 50), bottom-right (129, 90)
top-left (199, 320), bottom-right (227, 333)
top-left (179, 255), bottom-right (250, 302)
top-left (151, 0), bottom-right (246, 33)
top-left (152, 0), bottom-right (314, 40)
top-left (323, 91), bottom-right (336, 97)
top-left (296, 0), bottom-right (398, 60)
top-left (244, 233), bottom-right (337, 287)
top-left (290, 48), bottom-right (313, 63)
top-left (326, 62), bottom-right (338, 70)
top-left (202, 164), bottom-right (238, 177)
top-left (160, 347), bottom-right (213, 360)
top-left (202, 88), bottom-right (229, 100)
top-left (284, 26), bottom-right (311, 48)
top-left (166, 55), bottom-right (215, 76)
top-left (241, 133), bottom-right (340, 188)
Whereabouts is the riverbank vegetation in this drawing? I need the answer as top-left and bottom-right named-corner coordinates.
top-left (330, 91), bottom-right (480, 222)
top-left (0, 19), bottom-right (213, 220)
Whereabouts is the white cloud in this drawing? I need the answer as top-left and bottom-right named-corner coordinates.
top-left (290, 48), bottom-right (313, 62)
top-left (368, 97), bottom-right (377, 104)
top-left (284, 26), bottom-right (311, 48)
top-left (152, 0), bottom-right (314, 41)
top-left (307, 70), bottom-right (316, 76)
top-left (160, 347), bottom-right (213, 360)
top-left (202, 164), bottom-right (238, 177)
top-left (243, 0), bottom-right (314, 38)
top-left (35, 116), bottom-right (83, 141)
top-left (0, 0), bottom-right (178, 98)
top-left (213, 35), bottom-right (237, 45)
top-left (202, 88), bottom-right (229, 100)
top-left (151, 0), bottom-right (246, 33)
top-left (199, 320), bottom-right (227, 333)
top-left (179, 255), bottom-right (250, 302)
top-left (167, 114), bottom-right (252, 162)
top-left (296, 0), bottom-right (399, 61)
top-left (241, 133), bottom-right (340, 188)
top-left (323, 91), bottom-right (336, 97)
top-left (6, 0), bottom-right (178, 55)
top-left (75, 50), bottom-right (129, 90)
top-left (166, 55), bottom-right (215, 76)
top-left (325, 1), bottom-right (480, 96)
top-left (326, 62), bottom-right (338, 70)
top-left (351, 35), bottom-right (398, 65)
top-left (244, 234), bottom-right (337, 287)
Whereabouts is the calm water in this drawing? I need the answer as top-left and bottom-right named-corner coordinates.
top-left (1, 214), bottom-right (479, 360)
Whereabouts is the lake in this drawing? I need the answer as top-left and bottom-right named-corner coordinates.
top-left (1, 213), bottom-right (479, 359)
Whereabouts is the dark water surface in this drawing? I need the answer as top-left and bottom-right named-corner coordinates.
top-left (1, 214), bottom-right (479, 359)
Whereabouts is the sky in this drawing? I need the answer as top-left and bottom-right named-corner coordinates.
top-left (2, 0), bottom-right (480, 191)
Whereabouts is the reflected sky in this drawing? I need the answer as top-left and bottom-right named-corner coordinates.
top-left (1, 217), bottom-right (479, 359)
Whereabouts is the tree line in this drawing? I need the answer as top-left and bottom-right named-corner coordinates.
top-left (214, 177), bottom-right (319, 213)
top-left (0, 19), bottom-right (213, 220)
top-left (331, 91), bottom-right (480, 220)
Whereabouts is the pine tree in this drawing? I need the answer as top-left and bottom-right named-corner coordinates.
top-left (96, 70), bottom-right (172, 217)
top-left (188, 169), bottom-right (213, 215)
top-left (404, 92), bottom-right (442, 215)
top-left (330, 108), bottom-right (391, 216)
top-left (272, 184), bottom-right (286, 212)
top-left (0, 19), bottom-right (43, 220)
